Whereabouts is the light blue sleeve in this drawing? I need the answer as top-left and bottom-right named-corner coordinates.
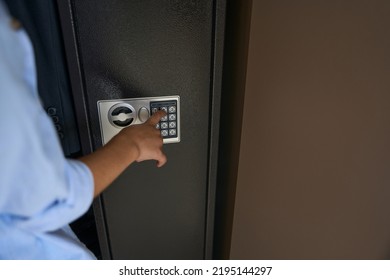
top-left (0, 4), bottom-right (94, 233)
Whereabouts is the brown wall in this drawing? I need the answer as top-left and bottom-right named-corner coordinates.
top-left (230, 0), bottom-right (390, 259)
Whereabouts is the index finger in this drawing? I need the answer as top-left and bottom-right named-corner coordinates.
top-left (156, 152), bottom-right (167, 168)
top-left (146, 110), bottom-right (166, 126)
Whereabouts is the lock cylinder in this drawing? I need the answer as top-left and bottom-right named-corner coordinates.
top-left (108, 103), bottom-right (136, 128)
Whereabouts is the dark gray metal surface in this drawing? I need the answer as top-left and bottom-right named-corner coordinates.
top-left (63, 0), bottom-right (223, 259)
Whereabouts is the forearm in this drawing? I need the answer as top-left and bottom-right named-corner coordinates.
top-left (79, 133), bottom-right (139, 197)
top-left (78, 110), bottom-right (166, 197)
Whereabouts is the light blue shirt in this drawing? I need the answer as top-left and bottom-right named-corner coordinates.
top-left (0, 1), bottom-right (96, 259)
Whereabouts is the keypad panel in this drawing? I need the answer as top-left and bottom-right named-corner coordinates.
top-left (150, 100), bottom-right (178, 139)
top-left (98, 96), bottom-right (180, 145)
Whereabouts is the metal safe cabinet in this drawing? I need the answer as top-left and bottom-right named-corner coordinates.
top-left (57, 0), bottom-right (225, 259)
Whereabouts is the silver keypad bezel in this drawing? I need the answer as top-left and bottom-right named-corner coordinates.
top-left (97, 96), bottom-right (180, 145)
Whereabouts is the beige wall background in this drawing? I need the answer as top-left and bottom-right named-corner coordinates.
top-left (229, 0), bottom-right (390, 259)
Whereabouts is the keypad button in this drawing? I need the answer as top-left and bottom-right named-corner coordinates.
top-left (152, 108), bottom-right (158, 114)
top-left (169, 122), bottom-right (176, 128)
top-left (160, 106), bottom-right (168, 112)
top-left (161, 115), bottom-right (168, 121)
top-left (161, 122), bottom-right (168, 129)
top-left (161, 130), bottom-right (168, 137)
top-left (169, 114), bottom-right (176, 121)
top-left (155, 123), bottom-right (160, 129)
top-left (168, 106), bottom-right (176, 113)
top-left (169, 129), bottom-right (177, 136)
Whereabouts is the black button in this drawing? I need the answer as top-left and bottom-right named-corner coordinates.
top-left (52, 116), bottom-right (59, 123)
top-left (47, 107), bottom-right (57, 116)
